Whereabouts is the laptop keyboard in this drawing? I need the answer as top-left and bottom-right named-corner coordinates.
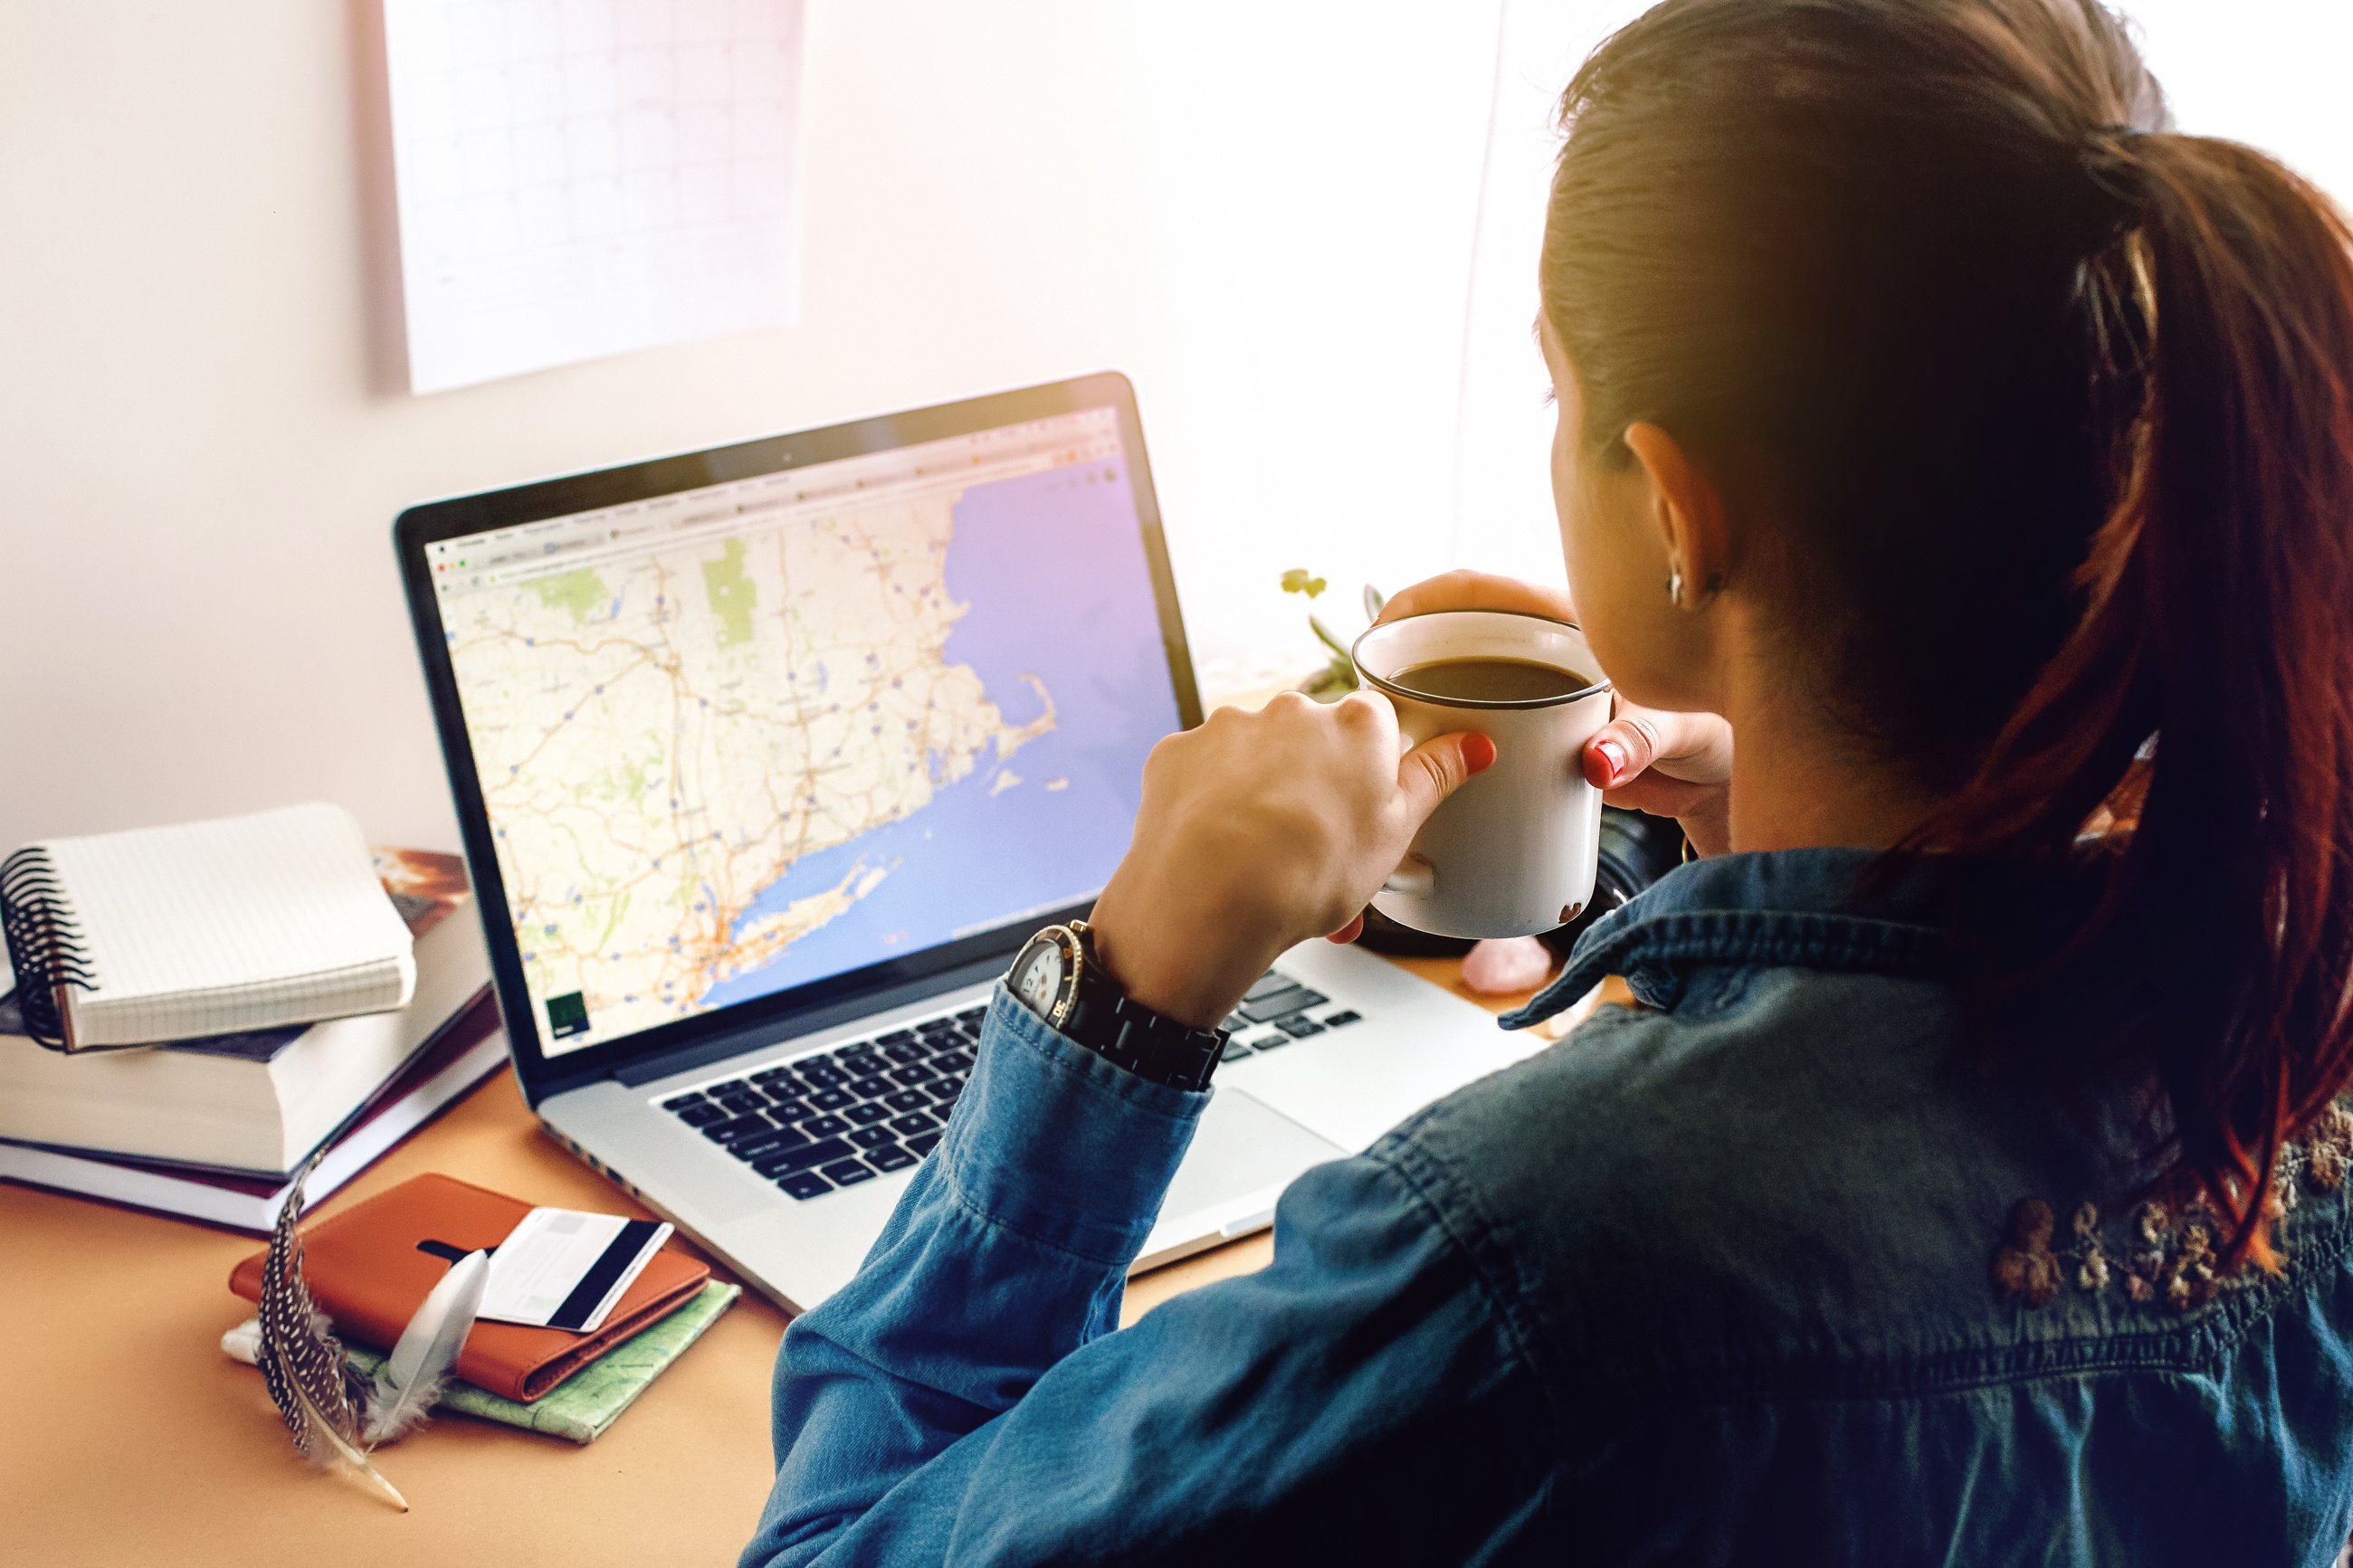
top-left (655, 969), bottom-right (1367, 1202)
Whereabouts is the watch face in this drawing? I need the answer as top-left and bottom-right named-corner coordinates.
top-left (1012, 934), bottom-right (1067, 1015)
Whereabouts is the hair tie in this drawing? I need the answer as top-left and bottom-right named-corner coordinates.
top-left (2081, 123), bottom-right (2148, 218)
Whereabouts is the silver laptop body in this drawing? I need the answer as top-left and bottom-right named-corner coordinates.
top-left (396, 375), bottom-right (1538, 1313)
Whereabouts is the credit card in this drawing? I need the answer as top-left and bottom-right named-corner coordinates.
top-left (479, 1207), bottom-right (673, 1334)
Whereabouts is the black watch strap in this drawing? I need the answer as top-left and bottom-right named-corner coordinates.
top-left (1061, 925), bottom-right (1225, 1093)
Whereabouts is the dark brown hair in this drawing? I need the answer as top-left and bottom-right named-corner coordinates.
top-left (1544, 0), bottom-right (2353, 1266)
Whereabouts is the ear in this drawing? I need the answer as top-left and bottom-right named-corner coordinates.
top-left (1622, 423), bottom-right (1730, 605)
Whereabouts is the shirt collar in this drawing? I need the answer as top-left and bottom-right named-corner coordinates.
top-left (1500, 846), bottom-right (2050, 1028)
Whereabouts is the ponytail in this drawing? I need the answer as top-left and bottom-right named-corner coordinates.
top-left (1920, 133), bottom-right (2353, 1269)
top-left (1545, 0), bottom-right (2353, 1270)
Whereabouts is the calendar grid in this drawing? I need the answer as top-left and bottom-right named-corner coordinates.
top-left (384, 0), bottom-right (805, 394)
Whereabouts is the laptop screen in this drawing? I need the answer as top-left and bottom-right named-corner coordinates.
top-left (424, 404), bottom-right (1183, 1059)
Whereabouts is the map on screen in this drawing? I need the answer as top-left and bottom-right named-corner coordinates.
top-left (429, 408), bottom-right (1181, 1057)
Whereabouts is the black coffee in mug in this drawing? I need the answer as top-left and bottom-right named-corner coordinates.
top-left (1390, 655), bottom-right (1590, 703)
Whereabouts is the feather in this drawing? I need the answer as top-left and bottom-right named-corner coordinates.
top-left (254, 1150), bottom-right (408, 1512)
top-left (289, 1373), bottom-right (409, 1513)
top-left (364, 1248), bottom-right (487, 1445)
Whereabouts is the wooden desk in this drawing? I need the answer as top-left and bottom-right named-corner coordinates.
top-left (0, 954), bottom-right (1586, 1566)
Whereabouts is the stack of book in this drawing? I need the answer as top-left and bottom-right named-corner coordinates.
top-left (0, 804), bottom-right (502, 1231)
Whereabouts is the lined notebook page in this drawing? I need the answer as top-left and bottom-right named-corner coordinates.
top-left (40, 804), bottom-right (416, 1047)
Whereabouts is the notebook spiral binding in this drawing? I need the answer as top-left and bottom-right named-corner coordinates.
top-left (1, 846), bottom-right (100, 1050)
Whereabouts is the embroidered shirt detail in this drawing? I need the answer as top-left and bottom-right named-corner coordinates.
top-left (1993, 1105), bottom-right (2353, 1312)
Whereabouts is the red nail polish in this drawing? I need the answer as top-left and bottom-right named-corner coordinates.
top-left (1592, 737), bottom-right (1626, 784)
top-left (1463, 734), bottom-right (1498, 774)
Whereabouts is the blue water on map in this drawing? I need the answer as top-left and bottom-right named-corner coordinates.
top-left (699, 459), bottom-right (1183, 1009)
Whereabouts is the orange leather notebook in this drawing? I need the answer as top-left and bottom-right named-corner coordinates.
top-left (229, 1173), bottom-right (710, 1402)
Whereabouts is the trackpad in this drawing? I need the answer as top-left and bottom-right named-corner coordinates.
top-left (1148, 1088), bottom-right (1347, 1249)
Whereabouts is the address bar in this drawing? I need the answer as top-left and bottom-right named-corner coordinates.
top-left (472, 436), bottom-right (1118, 591)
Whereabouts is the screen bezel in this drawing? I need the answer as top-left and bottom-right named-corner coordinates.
top-left (394, 372), bottom-right (1203, 1106)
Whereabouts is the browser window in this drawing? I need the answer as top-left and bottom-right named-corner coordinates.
top-left (429, 406), bottom-right (1180, 1056)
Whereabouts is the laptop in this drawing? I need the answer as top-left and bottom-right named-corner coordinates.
top-left (395, 373), bottom-right (1544, 1311)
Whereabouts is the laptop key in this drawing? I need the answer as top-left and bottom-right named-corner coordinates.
top-left (823, 1158), bottom-right (879, 1186)
top-left (848, 1075), bottom-right (893, 1099)
top-left (748, 1067), bottom-right (795, 1087)
top-left (875, 1029), bottom-right (916, 1047)
top-left (1247, 1031), bottom-right (1291, 1052)
top-left (889, 1110), bottom-right (938, 1137)
top-left (1243, 972), bottom-right (1298, 1002)
top-left (1279, 1015), bottom-right (1325, 1038)
top-left (661, 1092), bottom-right (705, 1111)
top-left (838, 1057), bottom-right (886, 1082)
top-left (868, 1144), bottom-right (919, 1173)
top-left (753, 1144), bottom-right (817, 1176)
top-left (676, 1102), bottom-right (728, 1126)
top-left (929, 1049), bottom-right (974, 1074)
top-left (765, 1094), bottom-right (813, 1121)
top-left (1237, 987), bottom-right (1316, 1023)
top-left (731, 1128), bottom-right (806, 1161)
top-left (776, 1171), bottom-right (834, 1200)
top-left (956, 1006), bottom-right (987, 1025)
top-left (845, 1101), bottom-right (891, 1126)
top-left (890, 1062), bottom-right (936, 1086)
top-left (802, 1113), bottom-right (850, 1138)
top-left (1220, 1038), bottom-right (1255, 1061)
top-left (905, 1130), bottom-right (943, 1156)
top-left (883, 1088), bottom-right (930, 1112)
top-left (1322, 1010), bottom-right (1362, 1029)
top-left (704, 1113), bottom-right (774, 1143)
top-left (800, 1063), bottom-right (848, 1089)
top-left (716, 1092), bottom-right (764, 1117)
top-left (762, 1136), bottom-right (854, 1175)
top-left (807, 1088), bottom-right (854, 1111)
top-left (881, 1041), bottom-right (926, 1064)
top-left (706, 1079), bottom-right (751, 1098)
top-left (849, 1125), bottom-right (897, 1150)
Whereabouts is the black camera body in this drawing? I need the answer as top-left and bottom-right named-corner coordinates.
top-left (1354, 806), bottom-right (1686, 960)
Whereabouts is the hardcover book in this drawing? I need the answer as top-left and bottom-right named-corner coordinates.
top-left (0, 849), bottom-right (491, 1173)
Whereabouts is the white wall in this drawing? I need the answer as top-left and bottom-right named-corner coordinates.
top-left (0, 1), bottom-right (1500, 851)
top-left (4, 1), bottom-right (2345, 854)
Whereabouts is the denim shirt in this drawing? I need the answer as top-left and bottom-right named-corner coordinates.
top-left (739, 849), bottom-right (2353, 1565)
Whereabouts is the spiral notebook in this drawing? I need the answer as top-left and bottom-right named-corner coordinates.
top-left (0, 804), bottom-right (417, 1051)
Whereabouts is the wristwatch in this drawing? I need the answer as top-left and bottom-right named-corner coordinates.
top-left (1005, 920), bottom-right (1226, 1092)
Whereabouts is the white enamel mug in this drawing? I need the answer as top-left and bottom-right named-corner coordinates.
top-left (1350, 611), bottom-right (1615, 939)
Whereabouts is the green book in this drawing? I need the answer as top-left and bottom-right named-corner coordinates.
top-left (223, 1279), bottom-right (741, 1444)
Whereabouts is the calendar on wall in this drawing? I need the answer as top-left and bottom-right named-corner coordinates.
top-left (382, 0), bottom-right (806, 394)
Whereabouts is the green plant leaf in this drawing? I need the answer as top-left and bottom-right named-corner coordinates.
top-left (1309, 614), bottom-right (1353, 662)
top-left (1281, 568), bottom-right (1328, 599)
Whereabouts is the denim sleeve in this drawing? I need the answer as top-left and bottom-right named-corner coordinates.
top-left (738, 984), bottom-right (1555, 1567)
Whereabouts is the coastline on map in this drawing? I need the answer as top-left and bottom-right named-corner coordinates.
top-left (698, 458), bottom-right (1182, 1011)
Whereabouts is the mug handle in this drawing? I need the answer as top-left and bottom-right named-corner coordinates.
top-left (1381, 853), bottom-right (1435, 897)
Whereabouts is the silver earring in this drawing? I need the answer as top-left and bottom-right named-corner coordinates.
top-left (1667, 566), bottom-right (1683, 605)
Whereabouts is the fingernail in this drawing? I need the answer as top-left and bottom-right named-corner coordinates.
top-left (1592, 737), bottom-right (1627, 783)
top-left (1462, 734), bottom-right (1498, 774)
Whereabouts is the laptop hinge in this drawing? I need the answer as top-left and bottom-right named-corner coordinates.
top-left (605, 954), bottom-right (1009, 1090)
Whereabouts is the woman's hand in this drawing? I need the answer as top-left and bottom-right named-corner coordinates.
top-left (1377, 570), bottom-right (1735, 857)
top-left (1087, 692), bottom-right (1493, 1031)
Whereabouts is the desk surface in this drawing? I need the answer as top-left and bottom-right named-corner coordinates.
top-left (0, 954), bottom-right (1585, 1567)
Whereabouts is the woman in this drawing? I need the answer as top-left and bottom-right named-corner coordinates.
top-left (741, 0), bottom-right (2353, 1560)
